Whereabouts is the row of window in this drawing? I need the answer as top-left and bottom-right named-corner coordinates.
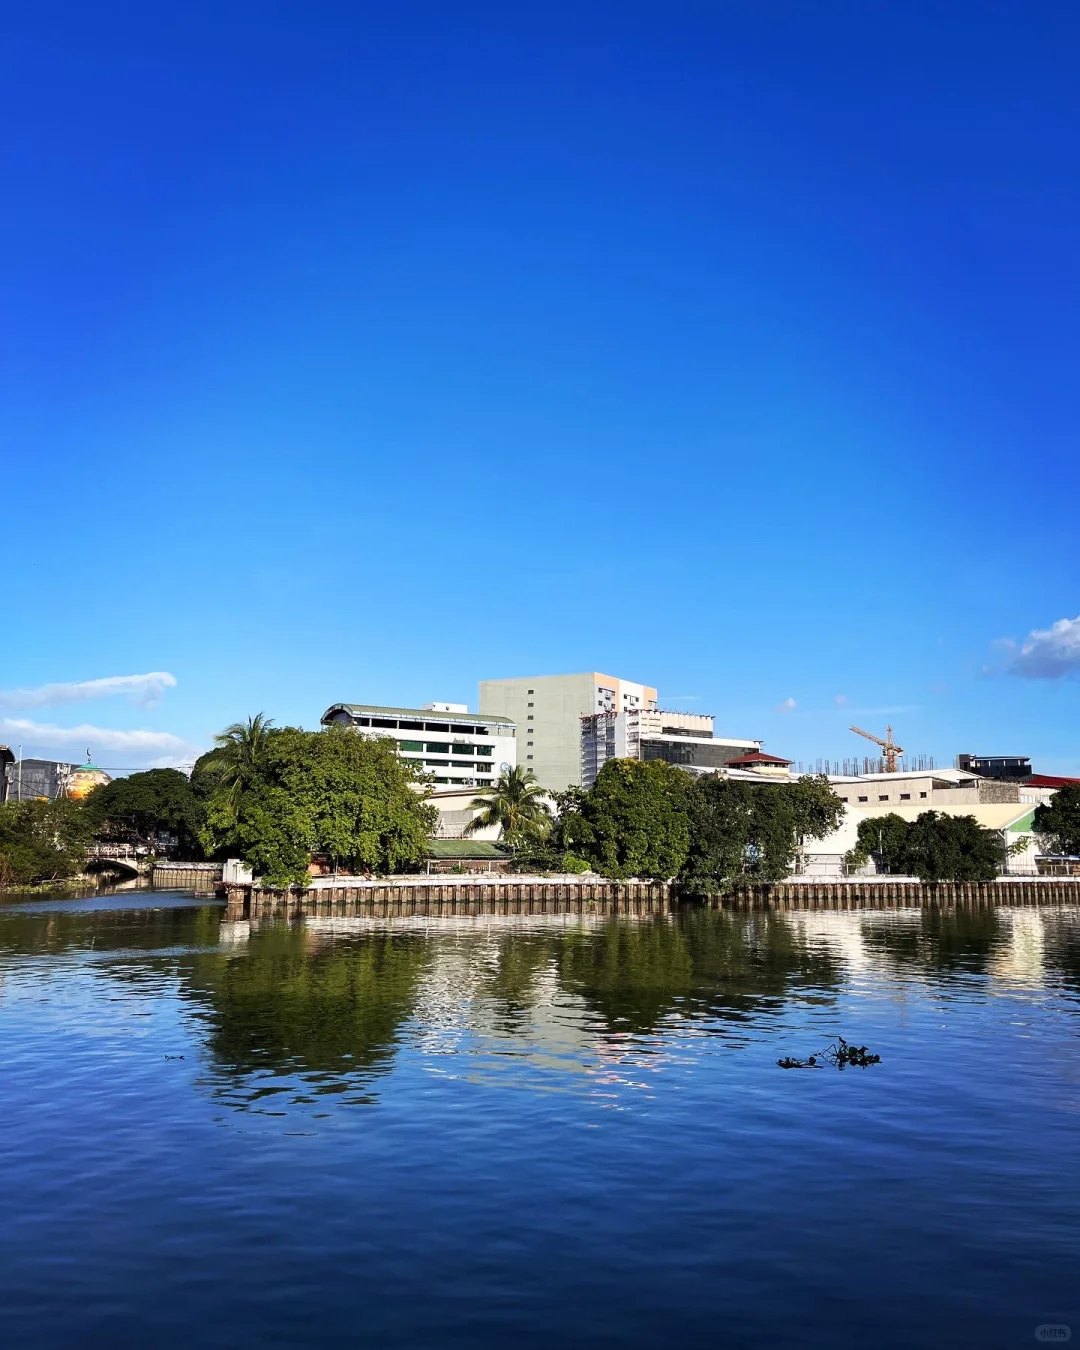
top-left (839, 792), bottom-right (927, 803)
top-left (398, 741), bottom-right (493, 756)
top-left (402, 755), bottom-right (494, 773)
top-left (358, 716), bottom-right (492, 735)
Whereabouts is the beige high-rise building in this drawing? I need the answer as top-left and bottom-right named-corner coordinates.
top-left (478, 672), bottom-right (658, 790)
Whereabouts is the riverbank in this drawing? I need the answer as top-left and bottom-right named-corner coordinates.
top-left (224, 874), bottom-right (1080, 920)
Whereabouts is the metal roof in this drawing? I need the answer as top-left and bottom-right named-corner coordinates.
top-left (426, 839), bottom-right (511, 858)
top-left (324, 703), bottom-right (515, 726)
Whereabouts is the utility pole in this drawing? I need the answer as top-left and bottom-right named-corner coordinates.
top-left (17, 744), bottom-right (22, 802)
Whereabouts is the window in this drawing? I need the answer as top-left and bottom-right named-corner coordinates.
top-left (426, 742), bottom-right (450, 753)
top-left (452, 743), bottom-right (474, 755)
top-left (398, 720), bottom-right (424, 731)
top-left (527, 689), bottom-right (534, 694)
top-left (476, 745), bottom-right (493, 756)
top-left (920, 791), bottom-right (928, 798)
top-left (879, 794), bottom-right (889, 802)
top-left (527, 714), bottom-right (533, 720)
top-left (398, 740), bottom-right (423, 752)
top-left (526, 741), bottom-right (533, 747)
top-left (527, 754), bottom-right (534, 760)
top-left (900, 793), bottom-right (911, 801)
top-left (371, 717), bottom-right (397, 728)
top-left (858, 795), bottom-right (868, 803)
top-left (424, 722), bottom-right (450, 733)
top-left (527, 702), bottom-right (534, 708)
top-left (451, 760), bottom-right (474, 769)
top-left (839, 796), bottom-right (849, 802)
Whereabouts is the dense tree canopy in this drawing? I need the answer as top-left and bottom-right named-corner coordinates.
top-left (82, 768), bottom-right (205, 856)
top-left (570, 759), bottom-right (692, 881)
top-left (1033, 784), bottom-right (1080, 857)
top-left (555, 766), bottom-right (844, 889)
top-left (201, 723), bottom-right (437, 887)
top-left (0, 798), bottom-right (92, 887)
top-left (845, 811), bottom-right (1006, 882)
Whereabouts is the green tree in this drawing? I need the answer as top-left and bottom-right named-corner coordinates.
top-left (82, 768), bottom-right (205, 857)
top-left (680, 776), bottom-right (756, 894)
top-left (464, 766), bottom-right (551, 849)
top-left (845, 813), bottom-right (913, 874)
top-left (1033, 783), bottom-right (1080, 856)
top-left (201, 713), bottom-right (275, 823)
top-left (0, 798), bottom-right (93, 887)
top-left (904, 811), bottom-right (1005, 882)
top-left (575, 759), bottom-right (691, 880)
top-left (680, 774), bottom-right (845, 894)
top-left (201, 724), bottom-right (436, 887)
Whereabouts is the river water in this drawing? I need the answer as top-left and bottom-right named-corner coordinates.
top-left (1, 890), bottom-right (1078, 1349)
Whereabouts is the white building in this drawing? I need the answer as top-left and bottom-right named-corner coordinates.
top-left (321, 701), bottom-right (517, 789)
top-left (479, 672), bottom-right (658, 790)
top-left (799, 800), bottom-right (1041, 879)
top-left (580, 709), bottom-right (762, 788)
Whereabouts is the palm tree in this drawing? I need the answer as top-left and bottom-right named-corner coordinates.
top-left (213, 713), bottom-right (275, 822)
top-left (464, 765), bottom-right (551, 848)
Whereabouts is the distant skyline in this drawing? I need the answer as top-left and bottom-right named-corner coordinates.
top-left (4, 2), bottom-right (1080, 773)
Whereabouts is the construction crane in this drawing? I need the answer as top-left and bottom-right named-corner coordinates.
top-left (850, 724), bottom-right (904, 773)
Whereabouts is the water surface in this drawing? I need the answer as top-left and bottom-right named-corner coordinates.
top-left (2, 891), bottom-right (1078, 1348)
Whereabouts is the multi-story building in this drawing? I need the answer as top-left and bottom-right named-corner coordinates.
top-left (321, 701), bottom-right (516, 788)
top-left (478, 672), bottom-right (658, 790)
top-left (1, 756), bottom-right (81, 802)
top-left (956, 753), bottom-right (1033, 781)
top-left (580, 709), bottom-right (763, 788)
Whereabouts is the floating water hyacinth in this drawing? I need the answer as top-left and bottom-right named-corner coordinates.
top-left (778, 1036), bottom-right (881, 1070)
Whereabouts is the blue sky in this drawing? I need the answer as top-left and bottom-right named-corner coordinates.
top-left (3, 1), bottom-right (1079, 773)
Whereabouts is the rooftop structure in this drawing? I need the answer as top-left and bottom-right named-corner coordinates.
top-left (479, 672), bottom-right (658, 790)
top-left (580, 708), bottom-right (763, 788)
top-left (724, 751), bottom-right (793, 778)
top-left (321, 701), bottom-right (517, 789)
top-left (956, 753), bottom-right (1033, 781)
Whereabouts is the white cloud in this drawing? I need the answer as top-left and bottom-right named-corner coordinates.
top-left (1007, 616), bottom-right (1080, 679)
top-left (0, 672), bottom-right (177, 712)
top-left (0, 717), bottom-right (194, 766)
top-left (777, 697), bottom-right (797, 713)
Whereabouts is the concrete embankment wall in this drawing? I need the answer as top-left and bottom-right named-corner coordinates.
top-left (230, 879), bottom-right (674, 919)
top-left (152, 862), bottom-right (223, 891)
top-left (723, 879), bottom-right (1080, 909)
top-left (224, 876), bottom-right (1080, 920)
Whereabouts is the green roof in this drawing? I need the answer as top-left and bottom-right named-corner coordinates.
top-left (324, 703), bottom-right (515, 726)
top-left (425, 839), bottom-right (511, 859)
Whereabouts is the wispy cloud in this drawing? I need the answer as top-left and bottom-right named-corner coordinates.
top-left (0, 717), bottom-right (194, 766)
top-left (834, 694), bottom-right (849, 707)
top-left (0, 672), bottom-right (177, 712)
top-left (1005, 616), bottom-right (1080, 679)
top-left (776, 697), bottom-right (797, 713)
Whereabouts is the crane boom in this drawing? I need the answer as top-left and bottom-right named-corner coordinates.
top-left (849, 724), bottom-right (904, 773)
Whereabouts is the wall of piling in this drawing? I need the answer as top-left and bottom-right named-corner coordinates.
top-left (223, 876), bottom-right (1080, 920)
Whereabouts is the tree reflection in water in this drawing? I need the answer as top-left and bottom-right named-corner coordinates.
top-left (174, 910), bottom-right (849, 1108)
top-left (4, 895), bottom-right (1080, 1119)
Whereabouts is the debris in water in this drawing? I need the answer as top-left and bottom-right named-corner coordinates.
top-left (777, 1037), bottom-right (880, 1070)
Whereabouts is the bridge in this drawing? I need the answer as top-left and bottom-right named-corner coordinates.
top-left (86, 844), bottom-right (148, 878)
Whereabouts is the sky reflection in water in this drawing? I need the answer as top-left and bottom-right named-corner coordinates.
top-left (1, 893), bottom-right (1078, 1349)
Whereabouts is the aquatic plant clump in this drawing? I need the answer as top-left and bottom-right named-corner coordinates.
top-left (777, 1036), bottom-right (881, 1070)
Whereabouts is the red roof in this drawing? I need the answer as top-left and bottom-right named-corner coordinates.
top-left (1025, 775), bottom-right (1080, 788)
top-left (727, 752), bottom-right (792, 766)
